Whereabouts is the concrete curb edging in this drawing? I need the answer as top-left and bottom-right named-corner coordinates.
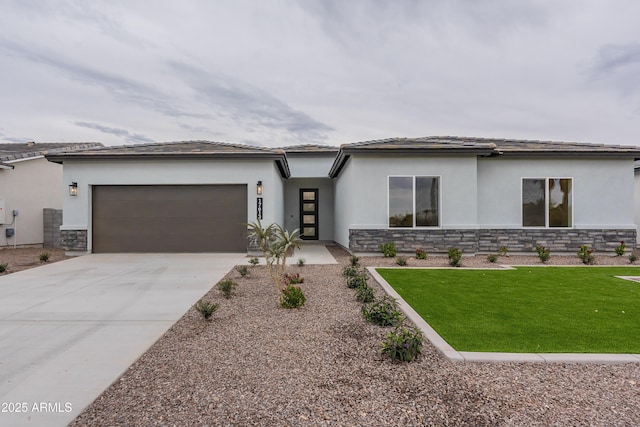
top-left (367, 267), bottom-right (640, 364)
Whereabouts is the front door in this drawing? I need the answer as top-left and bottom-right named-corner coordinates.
top-left (300, 189), bottom-right (319, 240)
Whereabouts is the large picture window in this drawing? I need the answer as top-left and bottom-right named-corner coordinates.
top-left (389, 176), bottom-right (440, 227)
top-left (522, 178), bottom-right (572, 227)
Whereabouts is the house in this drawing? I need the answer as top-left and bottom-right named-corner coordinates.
top-left (46, 137), bottom-right (640, 255)
top-left (0, 142), bottom-right (102, 248)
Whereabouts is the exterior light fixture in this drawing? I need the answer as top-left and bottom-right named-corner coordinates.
top-left (69, 182), bottom-right (78, 196)
top-left (257, 181), bottom-right (263, 195)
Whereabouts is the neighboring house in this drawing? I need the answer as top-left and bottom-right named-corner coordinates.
top-left (46, 137), bottom-right (640, 254)
top-left (0, 141), bottom-right (102, 248)
top-left (634, 161), bottom-right (640, 246)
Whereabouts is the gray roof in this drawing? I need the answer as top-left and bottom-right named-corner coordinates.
top-left (0, 142), bottom-right (103, 164)
top-left (280, 144), bottom-right (339, 154)
top-left (329, 136), bottom-right (640, 177)
top-left (46, 140), bottom-right (291, 178)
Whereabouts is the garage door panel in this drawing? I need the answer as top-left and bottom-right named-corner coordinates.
top-left (92, 185), bottom-right (247, 253)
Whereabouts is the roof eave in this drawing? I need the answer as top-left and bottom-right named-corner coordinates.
top-left (45, 151), bottom-right (292, 178)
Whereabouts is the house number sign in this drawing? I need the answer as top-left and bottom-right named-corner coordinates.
top-left (257, 197), bottom-right (263, 220)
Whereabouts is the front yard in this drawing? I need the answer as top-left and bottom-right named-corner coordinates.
top-left (378, 267), bottom-right (640, 353)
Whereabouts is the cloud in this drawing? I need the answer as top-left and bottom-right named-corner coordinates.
top-left (589, 43), bottom-right (640, 98)
top-left (0, 39), bottom-right (201, 119)
top-left (74, 121), bottom-right (154, 144)
top-left (167, 61), bottom-right (333, 143)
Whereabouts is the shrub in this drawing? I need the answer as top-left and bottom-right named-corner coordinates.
top-left (615, 241), bottom-right (626, 257)
top-left (346, 272), bottom-right (368, 289)
top-left (280, 285), bottom-right (306, 308)
top-left (248, 257), bottom-right (260, 267)
top-left (535, 245), bottom-right (550, 263)
top-left (395, 256), bottom-right (408, 266)
top-left (296, 258), bottom-right (306, 267)
top-left (217, 279), bottom-right (238, 299)
top-left (195, 300), bottom-right (219, 320)
top-left (284, 272), bottom-right (304, 285)
top-left (380, 325), bottom-right (423, 362)
top-left (236, 265), bottom-right (249, 277)
top-left (487, 254), bottom-right (498, 263)
top-left (39, 252), bottom-right (50, 263)
top-left (629, 254), bottom-right (638, 264)
top-left (247, 220), bottom-right (302, 301)
top-left (349, 255), bottom-right (360, 267)
top-left (415, 249), bottom-right (427, 260)
top-left (355, 285), bottom-right (375, 303)
top-left (0, 263), bottom-right (7, 273)
top-left (577, 245), bottom-right (595, 265)
top-left (342, 265), bottom-right (360, 278)
top-left (447, 247), bottom-right (462, 267)
top-left (362, 296), bottom-right (403, 327)
top-left (380, 242), bottom-right (397, 258)
top-left (498, 246), bottom-right (509, 257)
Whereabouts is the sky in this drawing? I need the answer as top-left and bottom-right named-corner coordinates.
top-left (1, 0), bottom-right (639, 148)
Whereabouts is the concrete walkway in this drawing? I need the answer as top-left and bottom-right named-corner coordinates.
top-left (0, 253), bottom-right (244, 427)
top-left (368, 267), bottom-right (640, 364)
top-left (245, 242), bottom-right (338, 265)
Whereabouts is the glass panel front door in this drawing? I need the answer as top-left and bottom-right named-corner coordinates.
top-left (300, 189), bottom-right (318, 240)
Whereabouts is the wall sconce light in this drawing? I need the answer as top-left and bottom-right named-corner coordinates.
top-left (69, 182), bottom-right (78, 196)
top-left (257, 181), bottom-right (263, 195)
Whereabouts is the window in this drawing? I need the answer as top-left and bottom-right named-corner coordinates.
top-left (522, 178), bottom-right (572, 227)
top-left (389, 176), bottom-right (439, 227)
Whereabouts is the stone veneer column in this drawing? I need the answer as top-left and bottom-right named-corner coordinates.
top-left (60, 230), bottom-right (88, 252)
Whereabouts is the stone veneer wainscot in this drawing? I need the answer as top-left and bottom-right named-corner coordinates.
top-left (349, 228), bottom-right (636, 253)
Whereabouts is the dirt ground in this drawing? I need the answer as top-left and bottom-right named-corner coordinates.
top-left (0, 247), bottom-right (71, 274)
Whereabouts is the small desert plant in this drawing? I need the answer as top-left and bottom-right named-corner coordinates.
top-left (577, 245), bottom-right (595, 265)
top-left (380, 242), bottom-right (397, 258)
top-left (380, 325), bottom-right (424, 362)
top-left (447, 247), bottom-right (462, 267)
top-left (280, 285), bottom-right (306, 308)
top-left (296, 258), bottom-right (306, 267)
top-left (346, 272), bottom-right (368, 289)
top-left (615, 241), bottom-right (626, 257)
top-left (0, 263), bottom-right (7, 273)
top-left (236, 265), bottom-right (249, 277)
top-left (342, 265), bottom-right (360, 278)
top-left (629, 254), bottom-right (637, 264)
top-left (39, 252), bottom-right (50, 263)
top-left (355, 284), bottom-right (375, 303)
top-left (498, 246), bottom-right (509, 257)
top-left (194, 300), bottom-right (219, 320)
top-left (349, 255), bottom-right (360, 267)
top-left (362, 296), bottom-right (403, 327)
top-left (415, 249), bottom-right (427, 260)
top-left (487, 254), bottom-right (498, 263)
top-left (284, 272), bottom-right (304, 285)
top-left (395, 256), bottom-right (408, 266)
top-left (535, 245), bottom-right (550, 263)
top-left (248, 257), bottom-right (260, 267)
top-left (217, 279), bottom-right (238, 299)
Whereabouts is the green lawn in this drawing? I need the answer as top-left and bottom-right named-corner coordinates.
top-left (377, 267), bottom-right (640, 353)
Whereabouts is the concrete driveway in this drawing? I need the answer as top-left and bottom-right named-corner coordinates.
top-left (0, 253), bottom-right (244, 427)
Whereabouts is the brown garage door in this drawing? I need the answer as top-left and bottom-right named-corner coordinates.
top-left (92, 185), bottom-right (247, 253)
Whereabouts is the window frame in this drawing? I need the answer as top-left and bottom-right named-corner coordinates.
top-left (387, 175), bottom-right (441, 229)
top-left (521, 177), bottom-right (573, 229)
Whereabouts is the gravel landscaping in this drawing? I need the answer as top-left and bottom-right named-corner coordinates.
top-left (65, 245), bottom-right (640, 426)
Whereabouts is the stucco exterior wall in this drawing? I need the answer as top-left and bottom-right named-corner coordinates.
top-left (0, 157), bottom-right (63, 246)
top-left (61, 159), bottom-right (285, 252)
top-left (477, 157), bottom-right (635, 229)
top-left (332, 155), bottom-right (478, 248)
top-left (283, 178), bottom-right (334, 240)
top-left (286, 154), bottom-right (335, 178)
